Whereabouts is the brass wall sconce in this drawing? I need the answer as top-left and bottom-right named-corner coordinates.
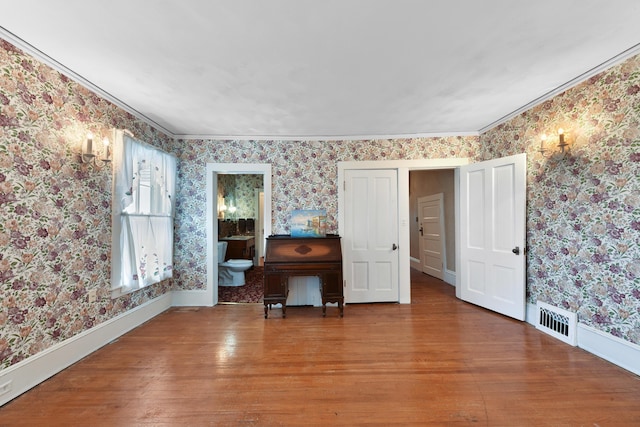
top-left (80, 132), bottom-right (112, 169)
top-left (539, 128), bottom-right (571, 157)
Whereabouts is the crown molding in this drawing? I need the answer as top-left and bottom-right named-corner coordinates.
top-left (479, 42), bottom-right (640, 134)
top-left (0, 27), bottom-right (176, 139)
top-left (5, 25), bottom-right (637, 142)
top-left (0, 27), bottom-right (480, 143)
top-left (173, 131), bottom-right (480, 141)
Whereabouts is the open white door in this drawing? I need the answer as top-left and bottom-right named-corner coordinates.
top-left (344, 169), bottom-right (399, 303)
top-left (418, 194), bottom-right (445, 280)
top-left (460, 153), bottom-right (526, 320)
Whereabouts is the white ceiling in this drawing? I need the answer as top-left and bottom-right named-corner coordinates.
top-left (1, 0), bottom-right (640, 139)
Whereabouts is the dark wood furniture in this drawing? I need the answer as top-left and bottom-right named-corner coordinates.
top-left (220, 237), bottom-right (255, 261)
top-left (263, 234), bottom-right (344, 318)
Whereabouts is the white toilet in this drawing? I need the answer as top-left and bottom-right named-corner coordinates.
top-left (217, 241), bottom-right (253, 286)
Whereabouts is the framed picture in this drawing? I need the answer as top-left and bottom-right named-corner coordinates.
top-left (290, 209), bottom-right (327, 237)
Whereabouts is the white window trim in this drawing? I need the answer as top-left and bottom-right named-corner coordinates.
top-left (110, 129), bottom-right (177, 298)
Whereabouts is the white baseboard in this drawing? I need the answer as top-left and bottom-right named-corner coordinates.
top-left (443, 269), bottom-right (456, 286)
top-left (0, 293), bottom-right (172, 407)
top-left (172, 289), bottom-right (212, 307)
top-left (4, 293), bottom-right (637, 407)
top-left (526, 302), bottom-right (537, 325)
top-left (410, 259), bottom-right (456, 286)
top-left (577, 323), bottom-right (640, 376)
top-left (526, 302), bottom-right (639, 376)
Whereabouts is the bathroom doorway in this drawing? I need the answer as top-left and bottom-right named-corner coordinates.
top-left (205, 163), bottom-right (272, 306)
top-left (217, 173), bottom-right (263, 266)
top-left (217, 173), bottom-right (265, 304)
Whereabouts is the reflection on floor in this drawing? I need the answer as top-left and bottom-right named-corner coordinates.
top-left (217, 266), bottom-right (444, 305)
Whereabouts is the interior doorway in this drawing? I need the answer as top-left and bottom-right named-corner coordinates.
top-left (217, 173), bottom-right (263, 266)
top-left (338, 158), bottom-right (470, 304)
top-left (409, 168), bottom-right (456, 283)
top-left (205, 163), bottom-right (272, 306)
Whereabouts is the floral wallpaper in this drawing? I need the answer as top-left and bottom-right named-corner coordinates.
top-left (2, 30), bottom-right (639, 375)
top-left (234, 174), bottom-right (264, 219)
top-left (172, 56), bottom-right (639, 346)
top-left (0, 39), bottom-right (174, 369)
top-left (217, 173), bottom-right (263, 219)
top-left (171, 138), bottom-right (479, 293)
top-left (481, 56), bottom-right (640, 344)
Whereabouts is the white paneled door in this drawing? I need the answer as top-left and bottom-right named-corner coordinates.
top-left (418, 194), bottom-right (444, 280)
top-left (344, 169), bottom-right (399, 303)
top-left (460, 154), bottom-right (526, 320)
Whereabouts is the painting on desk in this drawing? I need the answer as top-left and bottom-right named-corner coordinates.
top-left (290, 209), bottom-right (327, 238)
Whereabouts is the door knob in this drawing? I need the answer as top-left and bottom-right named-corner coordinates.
top-left (512, 246), bottom-right (520, 255)
top-left (419, 227), bottom-right (423, 236)
top-left (392, 243), bottom-right (398, 251)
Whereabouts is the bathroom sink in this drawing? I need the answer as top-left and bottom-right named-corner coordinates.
top-left (222, 235), bottom-right (254, 240)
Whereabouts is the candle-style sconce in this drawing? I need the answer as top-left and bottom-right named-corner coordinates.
top-left (227, 204), bottom-right (237, 220)
top-left (80, 132), bottom-right (112, 169)
top-left (218, 200), bottom-right (228, 219)
top-left (539, 128), bottom-right (571, 157)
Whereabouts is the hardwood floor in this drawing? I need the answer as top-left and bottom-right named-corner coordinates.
top-left (2, 270), bottom-right (639, 426)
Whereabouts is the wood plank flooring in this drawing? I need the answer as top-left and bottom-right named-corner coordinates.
top-left (2, 270), bottom-right (639, 426)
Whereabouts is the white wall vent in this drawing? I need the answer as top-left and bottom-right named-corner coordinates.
top-left (536, 301), bottom-right (577, 346)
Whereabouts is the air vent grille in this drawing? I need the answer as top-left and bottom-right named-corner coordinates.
top-left (536, 301), bottom-right (577, 346)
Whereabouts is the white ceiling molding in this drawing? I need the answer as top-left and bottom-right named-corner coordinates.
top-left (479, 42), bottom-right (640, 134)
top-left (0, 27), bottom-right (177, 139)
top-left (2, 1), bottom-right (640, 140)
top-left (173, 131), bottom-right (480, 141)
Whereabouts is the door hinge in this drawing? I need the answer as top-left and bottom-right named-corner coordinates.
top-left (343, 279), bottom-right (346, 288)
top-left (343, 180), bottom-right (346, 191)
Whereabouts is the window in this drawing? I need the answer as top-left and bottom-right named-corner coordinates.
top-left (111, 130), bottom-right (176, 297)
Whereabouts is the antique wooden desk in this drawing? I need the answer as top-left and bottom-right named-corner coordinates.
top-left (263, 234), bottom-right (344, 318)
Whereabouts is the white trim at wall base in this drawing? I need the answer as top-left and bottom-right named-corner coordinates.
top-left (443, 269), bottom-right (456, 286)
top-left (410, 256), bottom-right (420, 270)
top-left (525, 302), bottom-right (640, 377)
top-left (577, 323), bottom-right (640, 377)
top-left (0, 294), bottom-right (172, 407)
top-left (526, 302), bottom-right (537, 325)
top-left (171, 290), bottom-right (211, 307)
top-left (409, 259), bottom-right (456, 287)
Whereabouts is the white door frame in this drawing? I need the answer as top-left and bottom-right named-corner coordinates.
top-left (338, 158), bottom-right (469, 304)
top-left (196, 163), bottom-right (272, 307)
top-left (254, 188), bottom-right (265, 264)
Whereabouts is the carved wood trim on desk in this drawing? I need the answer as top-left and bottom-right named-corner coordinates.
top-left (264, 235), bottom-right (344, 318)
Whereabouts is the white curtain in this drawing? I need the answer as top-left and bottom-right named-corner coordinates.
top-left (111, 130), bottom-right (176, 295)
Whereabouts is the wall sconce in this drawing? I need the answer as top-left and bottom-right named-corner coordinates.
top-left (218, 200), bottom-right (227, 219)
top-left (80, 132), bottom-right (111, 168)
top-left (539, 128), bottom-right (571, 157)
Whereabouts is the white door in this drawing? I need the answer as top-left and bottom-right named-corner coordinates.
top-left (418, 194), bottom-right (444, 280)
top-left (460, 153), bottom-right (526, 320)
top-left (344, 169), bottom-right (399, 303)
